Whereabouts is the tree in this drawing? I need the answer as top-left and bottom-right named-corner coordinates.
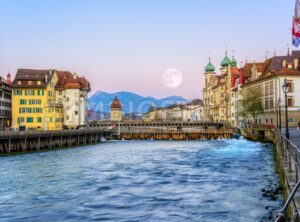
top-left (239, 87), bottom-right (264, 121)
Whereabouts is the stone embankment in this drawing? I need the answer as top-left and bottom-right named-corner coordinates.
top-left (242, 127), bottom-right (300, 221)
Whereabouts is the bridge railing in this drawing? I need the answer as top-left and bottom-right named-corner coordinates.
top-left (0, 128), bottom-right (111, 138)
top-left (274, 129), bottom-right (300, 222)
top-left (117, 127), bottom-right (232, 134)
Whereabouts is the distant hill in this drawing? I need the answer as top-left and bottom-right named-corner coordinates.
top-left (88, 91), bottom-right (188, 115)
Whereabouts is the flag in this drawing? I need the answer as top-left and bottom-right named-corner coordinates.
top-left (293, 36), bottom-right (300, 47)
top-left (293, 0), bottom-right (300, 47)
top-left (87, 109), bottom-right (93, 118)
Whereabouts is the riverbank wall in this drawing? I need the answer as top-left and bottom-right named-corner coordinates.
top-left (242, 128), bottom-right (300, 221)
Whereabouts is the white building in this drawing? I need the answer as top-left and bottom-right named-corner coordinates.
top-left (142, 99), bottom-right (204, 122)
top-left (55, 71), bottom-right (90, 129)
top-left (182, 99), bottom-right (204, 122)
top-left (0, 74), bottom-right (12, 130)
top-left (231, 50), bottom-right (300, 127)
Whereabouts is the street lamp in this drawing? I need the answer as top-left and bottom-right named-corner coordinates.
top-left (282, 79), bottom-right (290, 139)
top-left (277, 98), bottom-right (282, 131)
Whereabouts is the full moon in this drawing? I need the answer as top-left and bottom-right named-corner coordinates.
top-left (162, 68), bottom-right (183, 88)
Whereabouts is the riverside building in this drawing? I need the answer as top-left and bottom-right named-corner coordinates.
top-left (239, 50), bottom-right (300, 127)
top-left (11, 69), bottom-right (90, 130)
top-left (0, 73), bottom-right (12, 130)
top-left (11, 69), bottom-right (63, 130)
top-left (55, 71), bottom-right (90, 129)
top-left (203, 51), bottom-right (239, 124)
top-left (142, 99), bottom-right (204, 122)
top-left (204, 50), bottom-right (300, 127)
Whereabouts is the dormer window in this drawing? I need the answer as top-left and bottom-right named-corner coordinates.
top-left (28, 81), bottom-right (33, 85)
top-left (37, 81), bottom-right (41, 85)
top-left (282, 59), bottom-right (287, 68)
top-left (288, 64), bottom-right (293, 69)
top-left (18, 81), bottom-right (21, 85)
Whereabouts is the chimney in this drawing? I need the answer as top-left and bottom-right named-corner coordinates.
top-left (73, 73), bottom-right (77, 79)
top-left (6, 72), bottom-right (11, 84)
top-left (294, 58), bottom-right (299, 69)
top-left (45, 74), bottom-right (48, 82)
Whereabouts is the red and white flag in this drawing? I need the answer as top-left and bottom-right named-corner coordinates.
top-left (293, 0), bottom-right (300, 47)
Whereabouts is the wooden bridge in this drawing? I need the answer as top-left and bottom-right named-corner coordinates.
top-left (0, 128), bottom-right (112, 154)
top-left (0, 121), bottom-right (232, 154)
top-left (90, 120), bottom-right (231, 141)
top-left (90, 120), bottom-right (224, 129)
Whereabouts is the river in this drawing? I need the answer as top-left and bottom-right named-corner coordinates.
top-left (0, 139), bottom-right (282, 222)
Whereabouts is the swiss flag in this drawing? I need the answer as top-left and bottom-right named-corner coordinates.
top-left (293, 18), bottom-right (300, 38)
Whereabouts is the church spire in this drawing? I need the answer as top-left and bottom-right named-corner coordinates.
top-left (205, 51), bottom-right (215, 73)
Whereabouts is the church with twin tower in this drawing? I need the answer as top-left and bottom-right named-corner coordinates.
top-left (203, 50), bottom-right (239, 124)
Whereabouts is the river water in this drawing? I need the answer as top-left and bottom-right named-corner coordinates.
top-left (0, 139), bottom-right (282, 222)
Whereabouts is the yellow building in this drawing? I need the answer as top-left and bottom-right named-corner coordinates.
top-left (11, 69), bottom-right (63, 130)
top-left (203, 52), bottom-right (237, 124)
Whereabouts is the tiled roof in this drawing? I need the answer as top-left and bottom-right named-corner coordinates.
top-left (110, 97), bottom-right (123, 109)
top-left (55, 70), bottom-right (90, 91)
top-left (11, 69), bottom-right (52, 88)
top-left (186, 99), bottom-right (203, 106)
top-left (243, 51), bottom-right (300, 86)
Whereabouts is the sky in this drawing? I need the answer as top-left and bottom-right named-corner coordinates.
top-left (0, 0), bottom-right (296, 99)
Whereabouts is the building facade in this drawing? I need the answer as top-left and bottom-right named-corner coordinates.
top-left (142, 99), bottom-right (204, 122)
top-left (203, 52), bottom-right (237, 124)
top-left (204, 49), bottom-right (300, 128)
top-left (0, 74), bottom-right (12, 130)
top-left (55, 71), bottom-right (90, 129)
top-left (11, 69), bottom-right (63, 130)
top-left (239, 51), bottom-right (300, 127)
top-left (11, 69), bottom-right (90, 130)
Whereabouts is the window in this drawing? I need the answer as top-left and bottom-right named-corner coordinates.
top-left (25, 89), bottom-right (35, 96)
top-left (287, 81), bottom-right (294, 93)
top-left (29, 99), bottom-right (41, 105)
top-left (37, 117), bottom-right (42, 123)
top-left (14, 89), bottom-right (22, 96)
top-left (265, 84), bottom-right (269, 96)
top-left (18, 117), bottom-right (24, 123)
top-left (265, 100), bottom-right (269, 109)
top-left (269, 99), bottom-right (274, 109)
top-left (28, 81), bottom-right (33, 85)
top-left (75, 111), bottom-right (78, 115)
top-left (59, 91), bottom-right (62, 96)
top-left (26, 117), bottom-right (33, 123)
top-left (20, 99), bottom-right (27, 105)
top-left (37, 90), bottom-right (44, 96)
top-left (270, 82), bottom-right (274, 95)
top-left (37, 81), bottom-right (41, 85)
top-left (288, 98), bottom-right (294, 107)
